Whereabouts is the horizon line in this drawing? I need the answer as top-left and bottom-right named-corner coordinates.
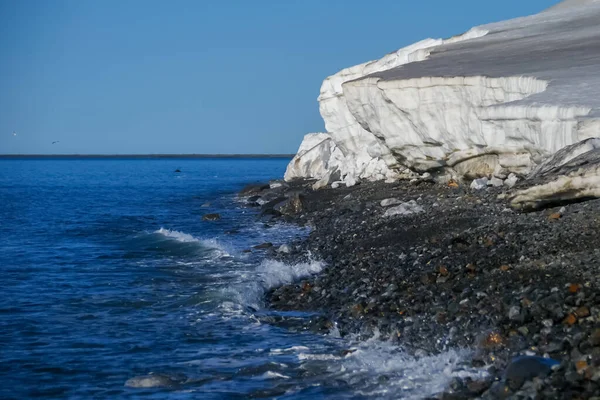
top-left (0, 153), bottom-right (295, 159)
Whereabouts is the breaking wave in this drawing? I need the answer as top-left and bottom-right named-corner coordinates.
top-left (221, 258), bottom-right (325, 312)
top-left (130, 228), bottom-right (231, 258)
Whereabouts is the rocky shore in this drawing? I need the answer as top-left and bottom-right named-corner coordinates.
top-left (238, 177), bottom-right (600, 398)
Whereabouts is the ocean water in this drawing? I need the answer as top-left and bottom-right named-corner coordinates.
top-left (0, 158), bottom-right (483, 399)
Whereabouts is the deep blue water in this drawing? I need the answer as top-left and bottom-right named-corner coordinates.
top-left (0, 158), bottom-right (480, 399)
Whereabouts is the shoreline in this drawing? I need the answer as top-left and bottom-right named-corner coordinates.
top-left (242, 178), bottom-right (600, 398)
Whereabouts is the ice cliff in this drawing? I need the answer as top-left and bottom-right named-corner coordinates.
top-left (285, 0), bottom-right (600, 188)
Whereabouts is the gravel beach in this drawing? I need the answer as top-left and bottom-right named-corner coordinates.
top-left (243, 179), bottom-right (600, 398)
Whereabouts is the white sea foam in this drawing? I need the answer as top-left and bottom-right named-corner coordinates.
top-left (221, 258), bottom-right (325, 312)
top-left (260, 371), bottom-right (291, 380)
top-left (153, 228), bottom-right (230, 257)
top-left (269, 346), bottom-right (310, 355)
top-left (298, 335), bottom-right (487, 399)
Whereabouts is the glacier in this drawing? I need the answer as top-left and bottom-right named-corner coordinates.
top-left (285, 0), bottom-right (600, 188)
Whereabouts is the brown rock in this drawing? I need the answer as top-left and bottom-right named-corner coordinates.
top-left (439, 266), bottom-right (449, 276)
top-left (548, 212), bottom-right (562, 220)
top-left (563, 313), bottom-right (578, 326)
top-left (448, 181), bottom-right (459, 188)
top-left (576, 306), bottom-right (591, 318)
top-left (479, 331), bottom-right (506, 349)
top-left (576, 360), bottom-right (589, 373)
top-left (590, 329), bottom-right (600, 346)
top-left (569, 283), bottom-right (582, 293)
top-left (500, 265), bottom-right (511, 272)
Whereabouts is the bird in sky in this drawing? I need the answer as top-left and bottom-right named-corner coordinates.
top-left (52, 141), bottom-right (60, 144)
top-left (12, 131), bottom-right (16, 136)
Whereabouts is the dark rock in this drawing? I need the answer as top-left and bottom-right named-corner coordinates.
top-left (202, 213), bottom-right (221, 221)
top-left (504, 356), bottom-right (559, 390)
top-left (274, 193), bottom-right (305, 215)
top-left (239, 183), bottom-right (270, 196)
top-left (254, 242), bottom-right (273, 249)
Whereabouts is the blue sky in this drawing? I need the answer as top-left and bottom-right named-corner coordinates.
top-left (0, 0), bottom-right (561, 154)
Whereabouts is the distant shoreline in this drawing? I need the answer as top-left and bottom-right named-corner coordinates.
top-left (0, 154), bottom-right (295, 159)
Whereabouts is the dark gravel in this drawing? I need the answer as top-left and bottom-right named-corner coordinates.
top-left (242, 178), bottom-right (600, 399)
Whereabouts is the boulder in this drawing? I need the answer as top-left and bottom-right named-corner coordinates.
top-left (239, 183), bottom-right (270, 197)
top-left (273, 193), bottom-right (305, 215)
top-left (510, 140), bottom-right (600, 210)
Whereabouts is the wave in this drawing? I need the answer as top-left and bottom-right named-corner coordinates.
top-left (128, 228), bottom-right (231, 259)
top-left (298, 334), bottom-right (488, 399)
top-left (221, 258), bottom-right (325, 312)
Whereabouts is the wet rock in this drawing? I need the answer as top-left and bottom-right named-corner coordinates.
top-left (239, 183), bottom-right (270, 196)
top-left (504, 356), bottom-right (559, 390)
top-left (274, 193), bottom-right (305, 215)
top-left (277, 244), bottom-right (291, 254)
top-left (254, 242), bottom-right (273, 249)
top-left (202, 213), bottom-right (221, 221)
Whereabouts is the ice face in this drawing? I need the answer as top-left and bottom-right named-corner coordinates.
top-left (287, 2), bottom-right (600, 186)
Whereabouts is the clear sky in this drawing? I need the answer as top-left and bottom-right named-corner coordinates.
top-left (0, 0), bottom-right (561, 155)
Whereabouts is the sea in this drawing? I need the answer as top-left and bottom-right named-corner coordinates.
top-left (0, 157), bottom-right (484, 399)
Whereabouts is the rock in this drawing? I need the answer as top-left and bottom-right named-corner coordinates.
top-left (590, 329), bottom-right (600, 346)
top-left (504, 173), bottom-right (519, 188)
top-left (174, 169), bottom-right (181, 173)
top-left (269, 180), bottom-right (287, 189)
top-left (383, 200), bottom-right (424, 217)
top-left (277, 244), bottom-right (291, 254)
top-left (380, 198), bottom-right (402, 207)
top-left (239, 183), bottom-right (270, 196)
top-left (548, 212), bottom-right (562, 220)
top-left (202, 213), bottom-right (221, 221)
top-left (504, 356), bottom-right (559, 390)
top-left (253, 242), bottom-right (273, 249)
top-left (470, 178), bottom-right (489, 190)
top-left (509, 306), bottom-right (522, 321)
top-left (273, 193), bottom-right (305, 215)
top-left (488, 177), bottom-right (504, 187)
top-left (510, 143), bottom-right (600, 211)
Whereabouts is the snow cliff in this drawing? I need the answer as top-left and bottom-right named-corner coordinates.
top-left (286, 0), bottom-right (600, 188)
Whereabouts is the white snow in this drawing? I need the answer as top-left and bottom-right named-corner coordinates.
top-left (286, 0), bottom-right (600, 186)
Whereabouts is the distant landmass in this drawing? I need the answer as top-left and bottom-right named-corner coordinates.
top-left (0, 154), bottom-right (294, 159)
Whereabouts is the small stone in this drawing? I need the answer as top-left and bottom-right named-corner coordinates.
top-left (439, 265), bottom-right (449, 276)
top-left (202, 213), bottom-right (221, 221)
top-left (518, 326), bottom-right (530, 336)
top-left (548, 212), bottom-right (562, 220)
top-left (563, 313), bottom-right (577, 326)
top-left (448, 180), bottom-right (459, 188)
top-left (509, 306), bottom-right (521, 321)
top-left (569, 283), bottom-right (581, 293)
top-left (576, 360), bottom-right (588, 373)
top-left (470, 177), bottom-right (489, 190)
top-left (479, 331), bottom-right (506, 349)
top-left (590, 329), bottom-right (600, 346)
top-left (575, 306), bottom-right (590, 318)
top-left (500, 264), bottom-right (511, 272)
